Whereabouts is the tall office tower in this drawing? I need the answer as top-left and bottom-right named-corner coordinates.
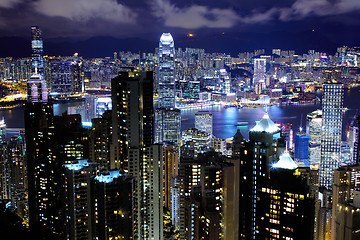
top-left (63, 160), bottom-right (99, 240)
top-left (163, 144), bottom-right (179, 210)
top-left (307, 110), bottom-right (322, 168)
top-left (89, 110), bottom-right (112, 170)
top-left (256, 153), bottom-right (315, 239)
top-left (8, 135), bottom-right (28, 222)
top-left (331, 165), bottom-right (360, 240)
top-left (340, 141), bottom-right (352, 165)
top-left (71, 59), bottom-right (83, 94)
top-left (154, 108), bottom-right (181, 146)
top-left (294, 132), bottom-right (310, 165)
top-left (92, 171), bottom-right (134, 240)
top-left (158, 33), bottom-right (175, 108)
top-left (111, 70), bottom-right (163, 240)
top-left (27, 72), bottom-right (48, 104)
top-left (239, 112), bottom-right (284, 239)
top-left (50, 59), bottom-right (73, 94)
top-left (195, 111), bottom-right (213, 136)
top-left (253, 58), bottom-right (266, 91)
top-left (25, 71), bottom-right (55, 234)
top-left (219, 69), bottom-right (230, 94)
top-left (31, 26), bottom-right (44, 75)
top-left (320, 81), bottom-right (344, 189)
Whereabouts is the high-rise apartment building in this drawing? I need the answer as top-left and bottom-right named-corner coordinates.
top-left (63, 160), bottom-right (99, 240)
top-left (195, 111), bottom-right (213, 136)
top-left (92, 170), bottom-right (134, 240)
top-left (320, 81), bottom-right (344, 189)
top-left (31, 26), bottom-right (44, 75)
top-left (332, 165), bottom-right (360, 240)
top-left (158, 33), bottom-right (175, 108)
top-left (111, 70), bottom-right (163, 240)
top-left (89, 110), bottom-right (112, 170)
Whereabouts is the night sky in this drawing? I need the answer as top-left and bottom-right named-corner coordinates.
top-left (1, 0), bottom-right (360, 55)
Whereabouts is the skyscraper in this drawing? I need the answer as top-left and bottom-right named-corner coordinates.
top-left (31, 26), bottom-right (44, 75)
top-left (294, 132), bottom-right (310, 165)
top-left (253, 58), bottom-right (266, 92)
top-left (307, 110), bottom-right (322, 168)
top-left (158, 33), bottom-right (175, 108)
top-left (111, 70), bottom-right (163, 240)
top-left (155, 33), bottom-right (181, 159)
top-left (26, 72), bottom-right (48, 104)
top-left (257, 154), bottom-right (315, 239)
top-left (320, 81), bottom-right (344, 189)
top-left (155, 108), bottom-right (181, 146)
top-left (195, 111), bottom-right (213, 136)
top-left (63, 160), bottom-right (98, 240)
top-left (239, 112), bottom-right (284, 239)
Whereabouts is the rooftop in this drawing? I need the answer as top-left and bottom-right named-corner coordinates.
top-left (273, 151), bottom-right (298, 170)
top-left (250, 112), bottom-right (280, 133)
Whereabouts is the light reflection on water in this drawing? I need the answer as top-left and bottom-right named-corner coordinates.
top-left (0, 86), bottom-right (359, 141)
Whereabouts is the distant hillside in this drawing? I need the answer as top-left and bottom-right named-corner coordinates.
top-left (0, 31), bottom-right (341, 59)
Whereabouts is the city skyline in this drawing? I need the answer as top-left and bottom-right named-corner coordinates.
top-left (1, 20), bottom-right (360, 239)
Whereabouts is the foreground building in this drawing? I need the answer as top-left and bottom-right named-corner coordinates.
top-left (111, 70), bottom-right (163, 240)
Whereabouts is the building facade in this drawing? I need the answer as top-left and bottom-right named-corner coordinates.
top-left (320, 81), bottom-right (344, 189)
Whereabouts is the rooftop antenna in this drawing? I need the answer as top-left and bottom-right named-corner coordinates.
top-left (299, 113), bottom-right (303, 132)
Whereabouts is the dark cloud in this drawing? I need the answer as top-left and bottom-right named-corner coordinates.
top-left (33, 0), bottom-right (136, 23)
top-left (0, 0), bottom-right (359, 40)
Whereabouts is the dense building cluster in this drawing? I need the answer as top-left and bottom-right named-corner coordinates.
top-left (1, 26), bottom-right (360, 240)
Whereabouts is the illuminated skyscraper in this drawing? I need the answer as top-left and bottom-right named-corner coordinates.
top-left (155, 33), bottom-right (181, 156)
top-left (155, 108), bottom-right (181, 146)
top-left (253, 58), bottom-right (266, 91)
top-left (307, 110), bottom-right (322, 168)
top-left (294, 132), bottom-right (310, 165)
top-left (195, 111), bottom-right (213, 136)
top-left (31, 26), bottom-right (44, 75)
top-left (320, 81), bottom-right (344, 189)
top-left (158, 33), bottom-right (175, 108)
top-left (239, 112), bottom-right (284, 239)
top-left (219, 69), bottom-right (230, 94)
top-left (27, 72), bottom-right (48, 104)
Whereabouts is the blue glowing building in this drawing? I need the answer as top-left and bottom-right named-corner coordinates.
top-left (294, 133), bottom-right (310, 165)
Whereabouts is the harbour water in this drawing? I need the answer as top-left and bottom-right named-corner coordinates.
top-left (1, 87), bottom-right (359, 140)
